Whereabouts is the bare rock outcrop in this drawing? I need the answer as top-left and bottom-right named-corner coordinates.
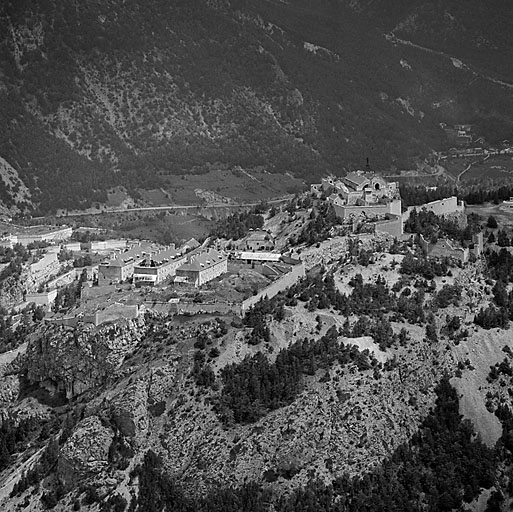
top-left (109, 380), bottom-right (149, 441)
top-left (0, 273), bottom-right (25, 310)
top-left (22, 317), bottom-right (146, 399)
top-left (58, 415), bottom-right (115, 489)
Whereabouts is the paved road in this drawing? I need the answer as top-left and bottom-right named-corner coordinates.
top-left (456, 154), bottom-right (490, 183)
top-left (50, 196), bottom-right (294, 219)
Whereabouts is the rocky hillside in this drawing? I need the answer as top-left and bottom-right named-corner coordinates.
top-left (1, 238), bottom-right (513, 510)
top-left (1, 0), bottom-right (513, 213)
top-left (341, 0), bottom-right (513, 81)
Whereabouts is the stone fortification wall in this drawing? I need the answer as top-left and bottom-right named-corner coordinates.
top-left (46, 269), bottom-right (77, 290)
top-left (418, 234), bottom-right (468, 263)
top-left (95, 304), bottom-right (139, 326)
top-left (374, 216), bottom-right (403, 238)
top-left (46, 304), bottom-right (139, 328)
top-left (334, 203), bottom-right (389, 220)
top-left (30, 252), bottom-right (58, 274)
top-left (422, 196), bottom-right (463, 216)
top-left (172, 302), bottom-right (237, 316)
top-left (333, 199), bottom-right (401, 220)
top-left (81, 284), bottom-right (130, 300)
top-left (241, 263), bottom-right (305, 314)
top-left (26, 289), bottom-right (58, 311)
top-left (404, 196), bottom-right (465, 224)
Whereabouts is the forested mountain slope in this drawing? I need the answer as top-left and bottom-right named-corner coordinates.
top-left (1, 0), bottom-right (513, 213)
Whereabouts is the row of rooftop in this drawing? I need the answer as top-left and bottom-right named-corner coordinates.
top-left (98, 240), bottom-right (228, 288)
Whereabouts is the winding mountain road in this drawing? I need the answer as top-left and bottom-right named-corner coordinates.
top-left (387, 34), bottom-right (513, 91)
top-left (456, 153), bottom-right (490, 184)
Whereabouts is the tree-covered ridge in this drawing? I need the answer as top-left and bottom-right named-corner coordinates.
top-left (404, 208), bottom-right (477, 244)
top-left (472, 249), bottom-right (513, 330)
top-left (256, 269), bottom-right (429, 322)
top-left (216, 326), bottom-right (377, 424)
top-left (129, 378), bottom-right (496, 512)
top-left (211, 263), bottom-right (469, 425)
top-left (400, 183), bottom-right (513, 209)
top-left (241, 262), bottom-right (465, 350)
top-left (211, 211), bottom-right (264, 241)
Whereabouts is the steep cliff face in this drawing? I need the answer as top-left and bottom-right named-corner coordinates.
top-left (22, 317), bottom-right (147, 399)
top-left (1, 0), bottom-right (513, 213)
top-left (0, 273), bottom-right (25, 310)
top-left (29, 319), bottom-right (443, 502)
top-left (58, 415), bottom-right (115, 489)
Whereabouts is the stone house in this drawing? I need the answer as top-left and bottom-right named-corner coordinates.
top-left (133, 247), bottom-right (187, 286)
top-left (238, 230), bottom-right (275, 251)
top-left (175, 249), bottom-right (228, 287)
top-left (98, 242), bottom-right (157, 285)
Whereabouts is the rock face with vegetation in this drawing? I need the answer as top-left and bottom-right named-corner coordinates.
top-left (58, 415), bottom-right (115, 490)
top-left (21, 317), bottom-right (146, 399)
top-left (2, 236), bottom-right (513, 510)
top-left (2, 0), bottom-right (513, 213)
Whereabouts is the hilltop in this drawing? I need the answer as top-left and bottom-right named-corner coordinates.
top-left (1, 185), bottom-right (513, 509)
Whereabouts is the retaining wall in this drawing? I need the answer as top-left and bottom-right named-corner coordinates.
top-left (241, 263), bottom-right (305, 314)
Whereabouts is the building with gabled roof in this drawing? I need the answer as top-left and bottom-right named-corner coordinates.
top-left (98, 242), bottom-right (158, 285)
top-left (175, 248), bottom-right (228, 287)
top-left (343, 172), bottom-right (370, 191)
top-left (183, 238), bottom-right (201, 251)
top-left (237, 230), bottom-right (275, 251)
top-left (133, 246), bottom-right (187, 286)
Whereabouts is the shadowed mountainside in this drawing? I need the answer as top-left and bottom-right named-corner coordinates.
top-left (1, 0), bottom-right (513, 213)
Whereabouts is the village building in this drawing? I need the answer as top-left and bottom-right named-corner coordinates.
top-left (182, 238), bottom-right (201, 251)
top-left (443, 124), bottom-right (473, 146)
top-left (98, 242), bottom-right (158, 285)
top-left (175, 249), bottom-right (228, 287)
top-left (81, 239), bottom-right (128, 253)
top-left (237, 230), bottom-right (275, 251)
top-left (133, 247), bottom-right (187, 286)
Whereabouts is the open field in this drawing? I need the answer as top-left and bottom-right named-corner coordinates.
top-left (462, 155), bottom-right (513, 182)
top-left (55, 210), bottom-right (216, 245)
top-left (467, 202), bottom-right (513, 230)
top-left (391, 174), bottom-right (442, 187)
top-left (114, 212), bottom-right (214, 244)
top-left (441, 159), bottom-right (471, 180)
top-left (442, 155), bottom-right (513, 182)
top-left (145, 169), bottom-right (306, 206)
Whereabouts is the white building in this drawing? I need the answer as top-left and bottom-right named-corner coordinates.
top-left (175, 249), bottom-right (228, 287)
top-left (133, 247), bottom-right (186, 286)
top-left (324, 172), bottom-right (401, 221)
top-left (2, 225), bottom-right (73, 247)
top-left (234, 251), bottom-right (282, 264)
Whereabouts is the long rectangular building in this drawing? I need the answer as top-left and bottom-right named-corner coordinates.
top-left (133, 247), bottom-right (187, 286)
top-left (1, 225), bottom-right (73, 247)
top-left (98, 242), bottom-right (158, 285)
top-left (175, 249), bottom-right (228, 287)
